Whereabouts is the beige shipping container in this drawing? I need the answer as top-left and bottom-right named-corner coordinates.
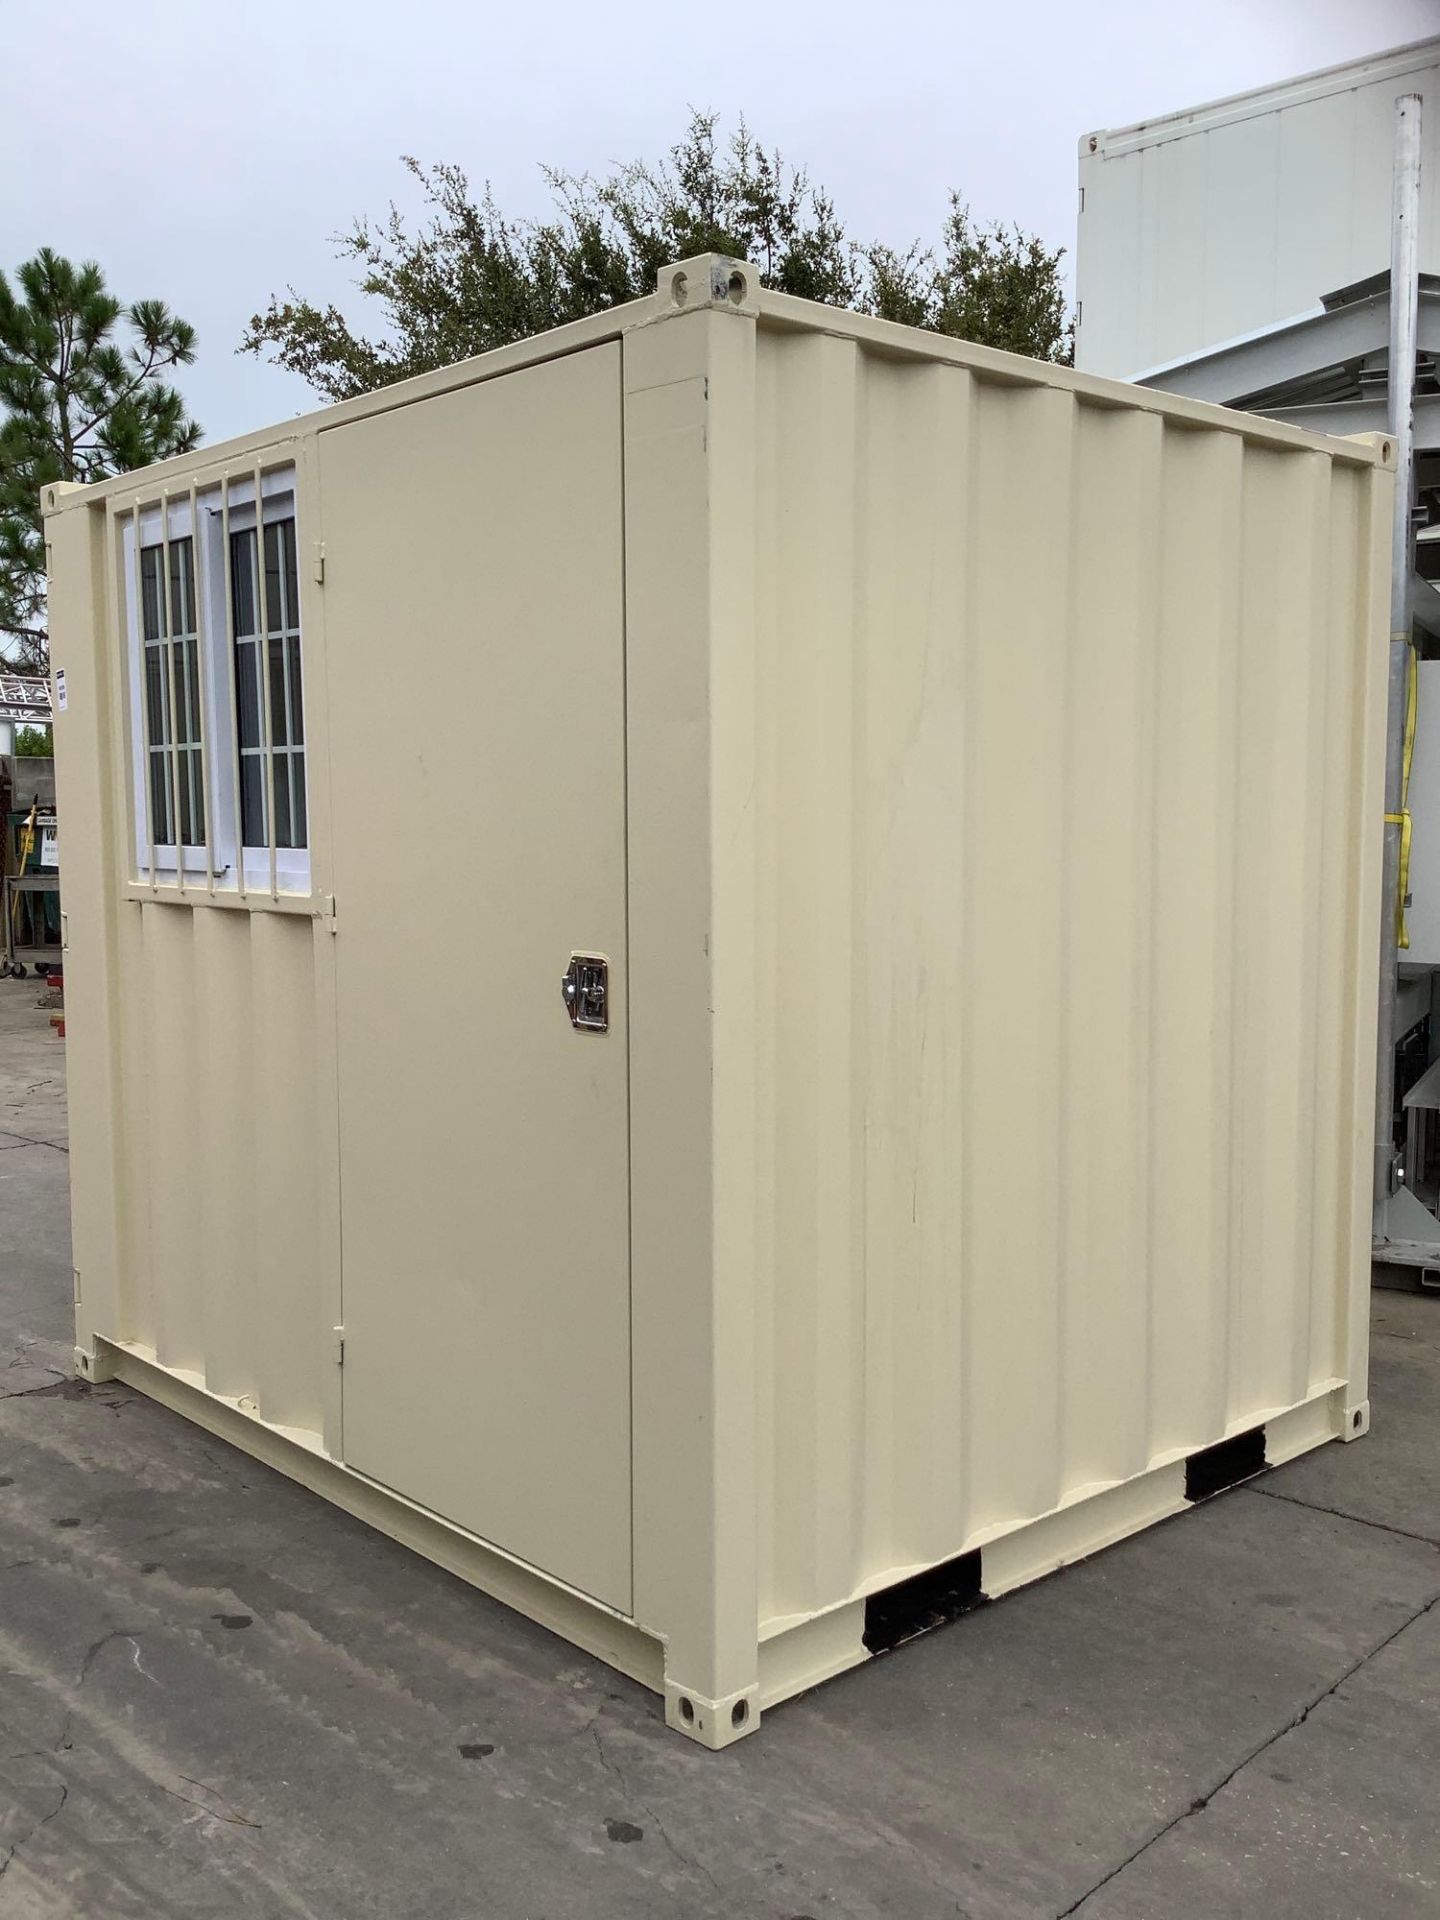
top-left (44, 256), bottom-right (1390, 1748)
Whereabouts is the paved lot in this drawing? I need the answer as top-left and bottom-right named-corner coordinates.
top-left (0, 982), bottom-right (1436, 1918)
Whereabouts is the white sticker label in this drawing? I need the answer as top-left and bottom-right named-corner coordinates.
top-left (41, 827), bottom-right (58, 869)
top-left (54, 668), bottom-right (67, 712)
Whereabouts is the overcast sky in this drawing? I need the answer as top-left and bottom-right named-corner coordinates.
top-left (8, 0), bottom-right (1438, 445)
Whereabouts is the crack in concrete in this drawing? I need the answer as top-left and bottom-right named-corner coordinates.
top-left (0, 1779), bottom-right (68, 1884)
top-left (1054, 1588), bottom-right (1440, 1917)
top-left (0, 1375), bottom-right (133, 1413)
top-left (164, 1773), bottom-right (261, 1829)
top-left (2, 1701), bottom-right (73, 1768)
top-left (0, 1373), bottom-right (67, 1402)
top-left (1249, 1481), bottom-right (1440, 1550)
top-left (588, 1719), bottom-right (722, 1892)
top-left (78, 1629), bottom-right (155, 1689)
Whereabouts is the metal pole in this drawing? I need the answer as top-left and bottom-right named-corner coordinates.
top-left (1374, 91), bottom-right (1423, 1238)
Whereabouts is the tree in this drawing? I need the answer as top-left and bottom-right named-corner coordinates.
top-left (13, 724), bottom-right (50, 756)
top-left (242, 114), bottom-right (1073, 405)
top-left (0, 251), bottom-right (200, 671)
top-left (867, 198), bottom-right (1073, 360)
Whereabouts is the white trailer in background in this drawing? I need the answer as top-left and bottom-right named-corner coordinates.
top-left (1076, 40), bottom-right (1440, 1285)
top-left (1075, 38), bottom-right (1440, 381)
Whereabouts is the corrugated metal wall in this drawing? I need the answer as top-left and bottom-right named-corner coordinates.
top-left (111, 901), bottom-right (331, 1440)
top-left (749, 327), bottom-right (1385, 1631)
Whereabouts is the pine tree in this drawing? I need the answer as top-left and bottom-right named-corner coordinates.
top-left (0, 250), bottom-right (200, 670)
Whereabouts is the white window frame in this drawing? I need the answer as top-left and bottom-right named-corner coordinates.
top-left (201, 477), bottom-right (311, 894)
top-left (121, 467), bottom-right (311, 896)
top-left (121, 497), bottom-right (215, 881)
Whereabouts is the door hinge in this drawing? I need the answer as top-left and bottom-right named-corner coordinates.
top-left (73, 1267), bottom-right (82, 1306)
top-left (332, 1325), bottom-right (345, 1367)
top-left (312, 541), bottom-right (326, 586)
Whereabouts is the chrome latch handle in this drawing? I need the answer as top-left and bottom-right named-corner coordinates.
top-left (562, 954), bottom-right (608, 1032)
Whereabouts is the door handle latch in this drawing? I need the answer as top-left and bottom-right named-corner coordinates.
top-left (562, 954), bottom-right (608, 1033)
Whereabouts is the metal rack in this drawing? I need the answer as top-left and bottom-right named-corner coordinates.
top-left (0, 674), bottom-right (59, 984)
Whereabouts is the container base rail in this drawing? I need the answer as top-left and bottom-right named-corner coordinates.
top-left (77, 1333), bottom-right (1365, 1743)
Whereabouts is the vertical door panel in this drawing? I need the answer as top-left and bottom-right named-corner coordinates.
top-left (318, 345), bottom-right (631, 1610)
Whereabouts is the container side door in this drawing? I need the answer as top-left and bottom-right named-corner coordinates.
top-left (317, 344), bottom-right (632, 1611)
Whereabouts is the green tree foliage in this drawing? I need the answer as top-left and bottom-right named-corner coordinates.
top-left (242, 114), bottom-right (1073, 404)
top-left (13, 724), bottom-right (50, 756)
top-left (0, 250), bottom-right (200, 670)
top-left (867, 197), bottom-right (1073, 357)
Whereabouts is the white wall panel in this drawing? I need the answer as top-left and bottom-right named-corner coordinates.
top-left (1078, 38), bottom-right (1440, 375)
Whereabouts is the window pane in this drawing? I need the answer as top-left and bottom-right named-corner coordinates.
top-left (273, 752), bottom-right (293, 848)
top-left (179, 748), bottom-right (192, 846)
top-left (179, 746), bottom-right (200, 847)
top-left (268, 634), bottom-right (289, 747)
top-left (264, 520), bottom-right (283, 634)
top-left (144, 644), bottom-right (170, 747)
top-left (140, 545), bottom-right (163, 641)
top-left (291, 751), bottom-right (308, 848)
top-left (282, 517), bottom-right (298, 628)
top-left (288, 636), bottom-right (305, 744)
top-left (149, 749), bottom-right (173, 846)
top-left (235, 640), bottom-right (261, 750)
top-left (230, 527), bottom-right (256, 637)
top-left (240, 754), bottom-right (265, 848)
top-left (184, 637), bottom-right (203, 742)
top-left (175, 640), bottom-right (190, 746)
top-left (169, 538), bottom-right (194, 635)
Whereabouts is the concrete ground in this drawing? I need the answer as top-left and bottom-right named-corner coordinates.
top-left (0, 987), bottom-right (1436, 1920)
